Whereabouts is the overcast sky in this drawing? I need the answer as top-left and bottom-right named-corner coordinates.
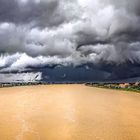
top-left (0, 0), bottom-right (140, 82)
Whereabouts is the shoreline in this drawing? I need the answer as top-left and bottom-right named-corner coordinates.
top-left (0, 83), bottom-right (84, 89)
top-left (0, 82), bottom-right (140, 94)
top-left (0, 84), bottom-right (139, 96)
top-left (86, 84), bottom-right (140, 94)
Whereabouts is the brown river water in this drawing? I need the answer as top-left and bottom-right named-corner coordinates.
top-left (0, 84), bottom-right (140, 140)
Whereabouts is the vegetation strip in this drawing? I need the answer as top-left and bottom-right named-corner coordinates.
top-left (85, 82), bottom-right (140, 93)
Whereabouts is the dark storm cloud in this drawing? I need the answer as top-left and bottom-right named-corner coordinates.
top-left (0, 0), bottom-right (140, 73)
top-left (0, 0), bottom-right (64, 27)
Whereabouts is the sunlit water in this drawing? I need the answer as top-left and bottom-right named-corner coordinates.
top-left (0, 85), bottom-right (140, 140)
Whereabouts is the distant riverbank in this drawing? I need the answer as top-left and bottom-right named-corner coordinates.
top-left (0, 82), bottom-right (84, 88)
top-left (1, 82), bottom-right (140, 94)
top-left (86, 83), bottom-right (140, 93)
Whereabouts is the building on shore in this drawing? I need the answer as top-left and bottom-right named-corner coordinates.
top-left (119, 83), bottom-right (130, 88)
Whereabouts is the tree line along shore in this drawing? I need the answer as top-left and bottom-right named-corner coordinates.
top-left (86, 82), bottom-right (140, 93)
top-left (0, 82), bottom-right (140, 93)
top-left (0, 82), bottom-right (83, 88)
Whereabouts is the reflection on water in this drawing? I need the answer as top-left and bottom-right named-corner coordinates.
top-left (0, 85), bottom-right (140, 140)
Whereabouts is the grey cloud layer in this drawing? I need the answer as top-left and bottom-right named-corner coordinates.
top-left (0, 0), bottom-right (140, 71)
top-left (0, 72), bottom-right (42, 82)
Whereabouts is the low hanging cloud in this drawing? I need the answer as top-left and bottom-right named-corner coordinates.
top-left (0, 72), bottom-right (42, 83)
top-left (0, 0), bottom-right (140, 72)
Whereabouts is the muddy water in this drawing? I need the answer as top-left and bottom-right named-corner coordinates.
top-left (0, 85), bottom-right (140, 140)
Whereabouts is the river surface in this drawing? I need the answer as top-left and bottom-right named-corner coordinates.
top-left (0, 84), bottom-right (140, 140)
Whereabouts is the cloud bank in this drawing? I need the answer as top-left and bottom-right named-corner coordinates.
top-left (0, 0), bottom-right (140, 72)
top-left (0, 72), bottom-right (42, 83)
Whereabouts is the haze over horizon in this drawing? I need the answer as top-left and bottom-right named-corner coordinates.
top-left (0, 0), bottom-right (140, 82)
